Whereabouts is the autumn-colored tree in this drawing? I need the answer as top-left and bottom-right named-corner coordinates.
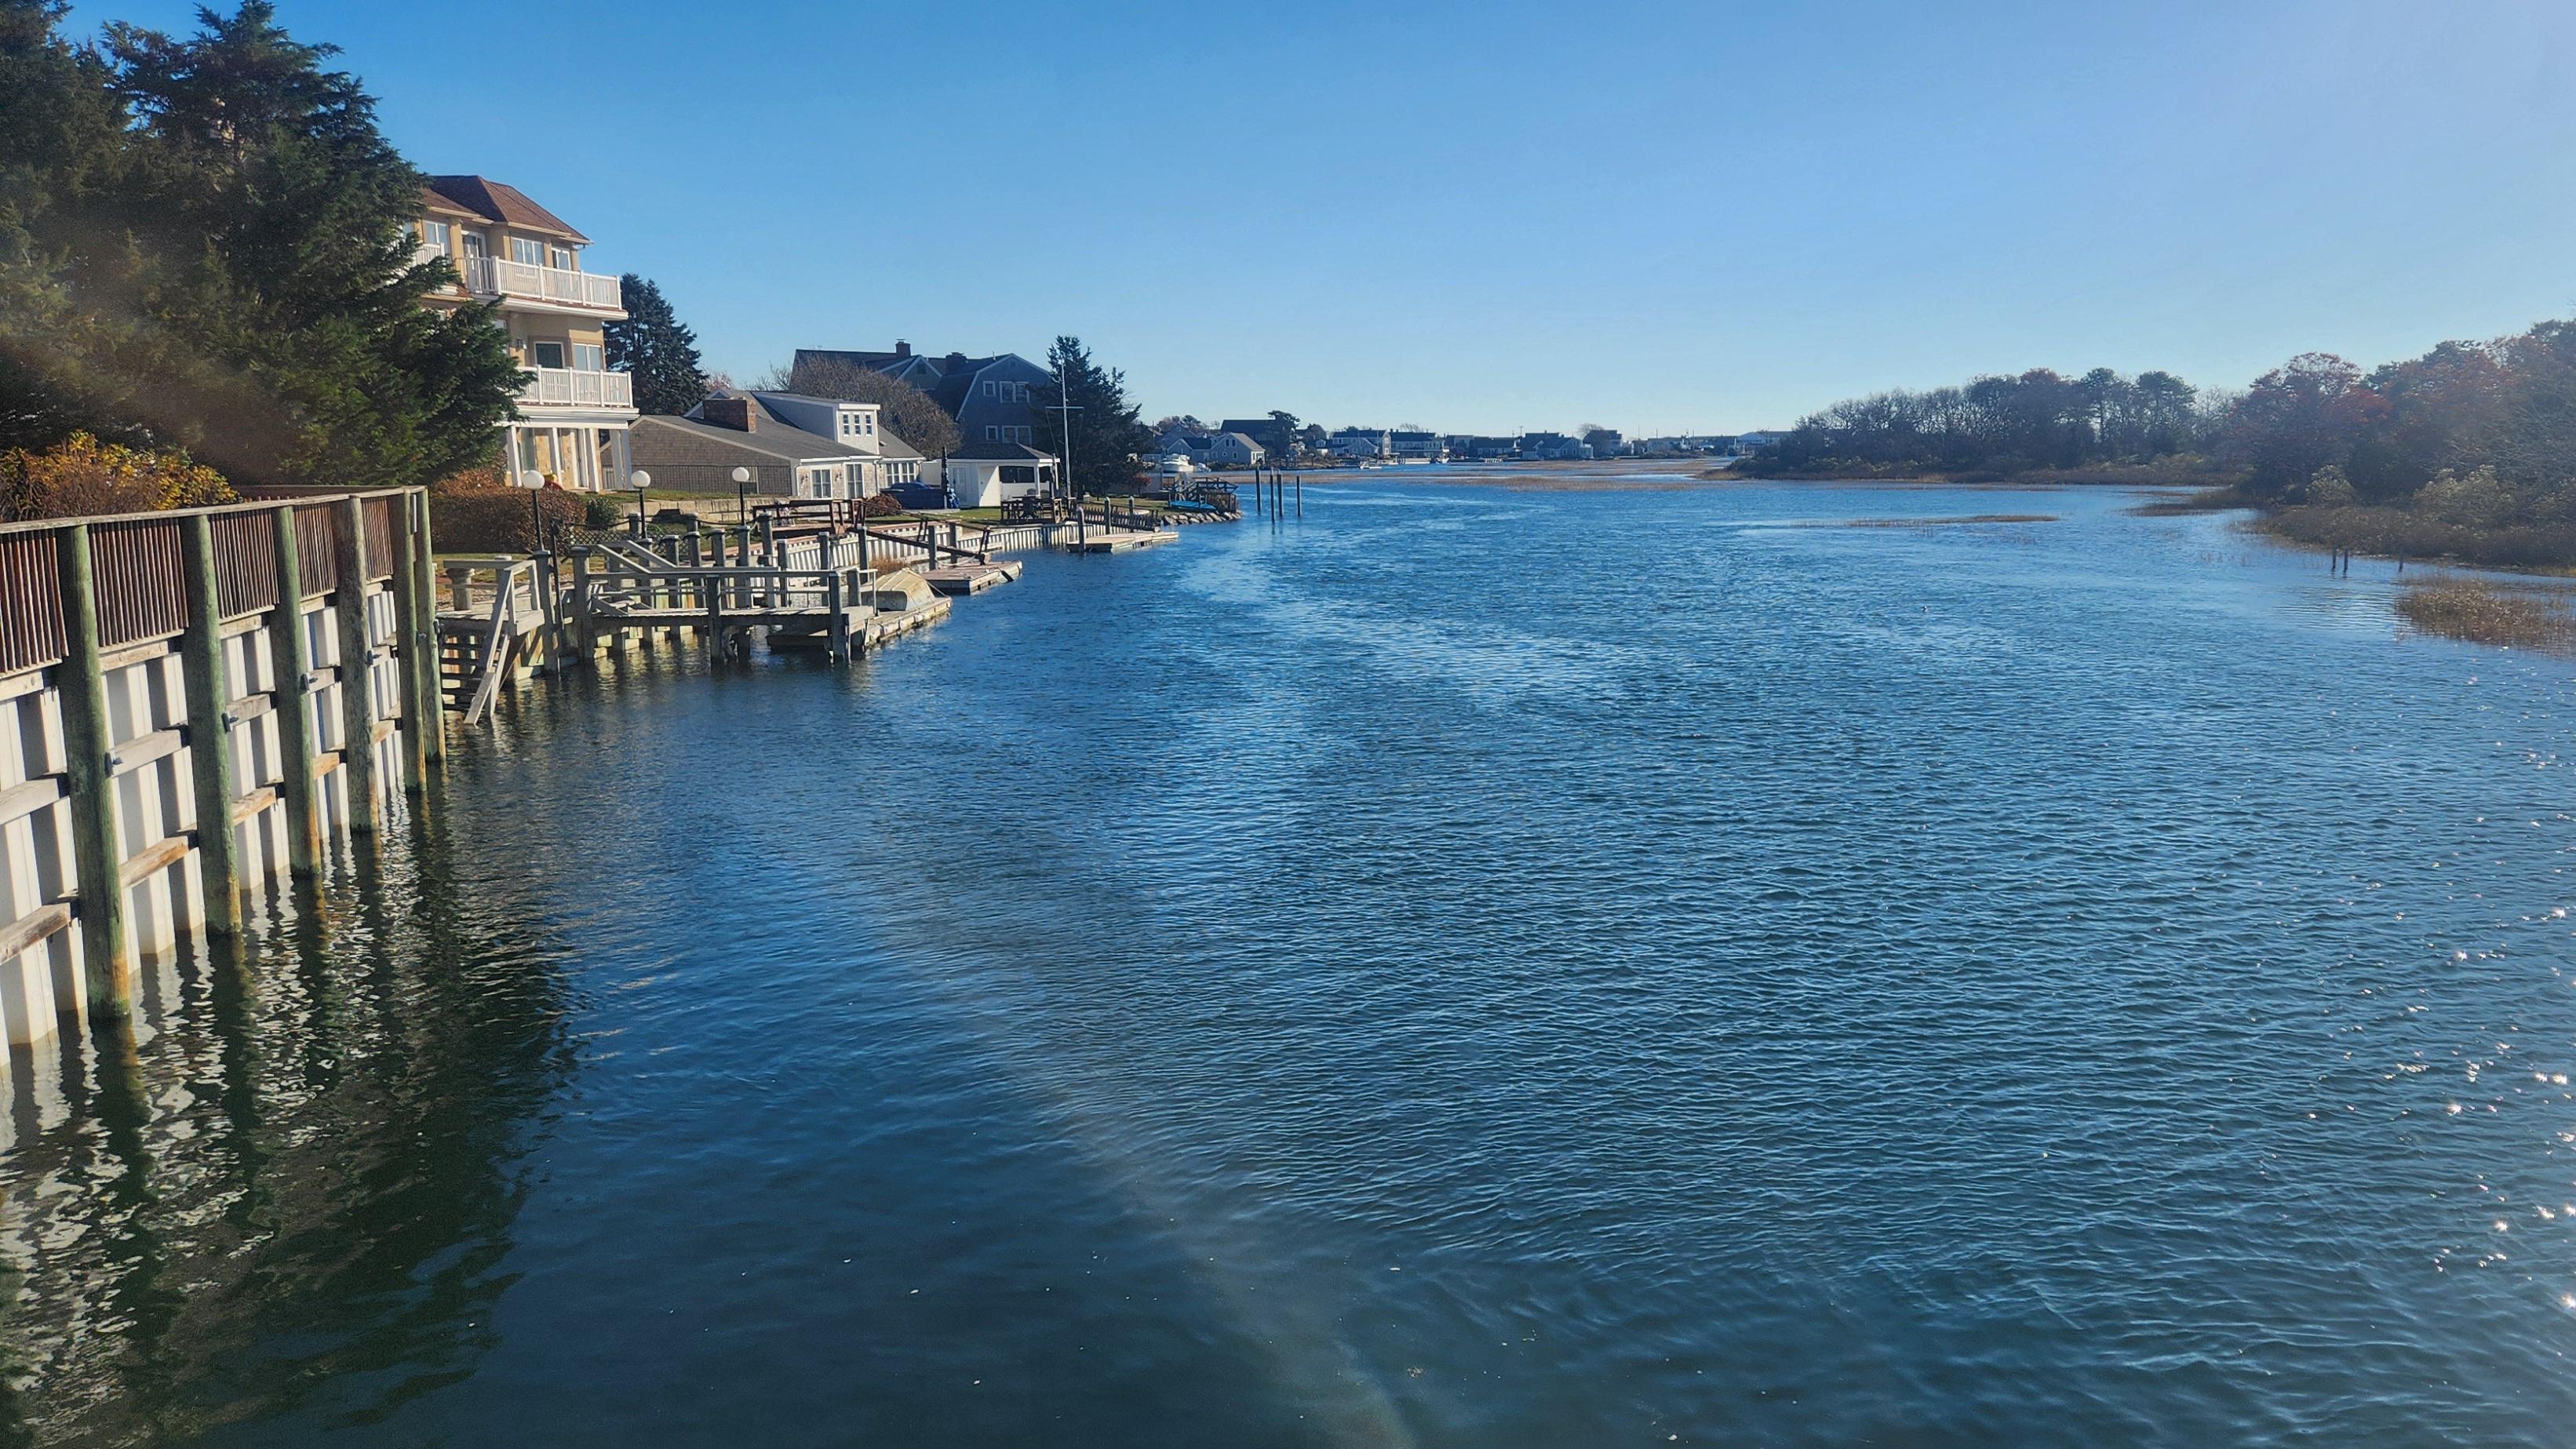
top-left (2220, 353), bottom-right (2385, 496)
top-left (771, 356), bottom-right (962, 458)
top-left (0, 431), bottom-right (236, 519)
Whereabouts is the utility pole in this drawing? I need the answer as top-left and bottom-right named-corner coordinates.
top-left (1056, 384), bottom-right (1085, 548)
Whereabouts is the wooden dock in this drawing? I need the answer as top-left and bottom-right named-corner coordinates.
top-left (1057, 528), bottom-right (1175, 554)
top-left (919, 560), bottom-right (1023, 595)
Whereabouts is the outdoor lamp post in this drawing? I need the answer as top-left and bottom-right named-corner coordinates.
top-left (629, 469), bottom-right (651, 536)
top-left (519, 469), bottom-right (547, 557)
top-left (731, 465), bottom-right (752, 526)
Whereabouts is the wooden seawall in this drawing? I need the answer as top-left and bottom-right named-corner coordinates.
top-left (0, 491), bottom-right (436, 1050)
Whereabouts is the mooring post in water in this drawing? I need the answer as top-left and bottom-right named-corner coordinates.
top-left (177, 513), bottom-right (242, 934)
top-left (1295, 473), bottom-right (1303, 517)
top-left (827, 570), bottom-right (851, 664)
top-left (268, 505), bottom-right (323, 874)
top-left (332, 497), bottom-right (382, 835)
top-left (53, 523), bottom-right (131, 1013)
top-left (705, 534), bottom-right (727, 649)
top-left (683, 532), bottom-right (704, 639)
top-left (388, 493), bottom-right (429, 791)
top-left (410, 490), bottom-right (443, 764)
top-left (570, 548), bottom-right (595, 661)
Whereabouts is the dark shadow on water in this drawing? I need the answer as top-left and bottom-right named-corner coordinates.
top-left (0, 798), bottom-right (579, 1446)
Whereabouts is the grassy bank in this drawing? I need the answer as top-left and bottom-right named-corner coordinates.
top-left (2259, 505), bottom-right (2576, 573)
top-left (1723, 457), bottom-right (2244, 488)
top-left (2395, 576), bottom-right (2576, 653)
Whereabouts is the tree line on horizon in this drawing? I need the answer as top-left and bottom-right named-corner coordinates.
top-left (1754, 316), bottom-right (2576, 536)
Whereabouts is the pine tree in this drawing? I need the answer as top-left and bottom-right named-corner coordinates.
top-left (0, 2), bottom-right (521, 486)
top-left (1038, 336), bottom-right (1152, 496)
top-left (604, 274), bottom-right (709, 417)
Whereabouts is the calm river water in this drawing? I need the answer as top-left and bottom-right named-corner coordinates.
top-left (5, 478), bottom-right (2574, 1446)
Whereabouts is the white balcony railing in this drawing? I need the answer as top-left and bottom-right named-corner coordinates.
top-left (461, 255), bottom-right (623, 311)
top-left (519, 367), bottom-right (633, 410)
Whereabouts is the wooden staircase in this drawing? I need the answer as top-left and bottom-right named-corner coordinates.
top-left (434, 557), bottom-right (547, 724)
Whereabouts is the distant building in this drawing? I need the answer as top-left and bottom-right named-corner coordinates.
top-left (1329, 428), bottom-right (1391, 461)
top-left (1448, 435), bottom-right (1519, 461)
top-left (1387, 430), bottom-right (1447, 462)
top-left (1205, 431), bottom-right (1266, 468)
top-left (942, 439), bottom-right (1061, 508)
top-left (738, 391), bottom-right (923, 494)
top-left (632, 397), bottom-right (875, 500)
top-left (1520, 431), bottom-right (1588, 461)
top-left (793, 342), bottom-right (1057, 449)
top-left (1219, 417), bottom-right (1299, 457)
top-left (414, 175), bottom-right (636, 490)
top-left (1583, 428), bottom-right (1624, 457)
top-left (1733, 431), bottom-right (1787, 455)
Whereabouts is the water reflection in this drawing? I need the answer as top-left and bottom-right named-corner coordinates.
top-left (0, 805), bottom-right (576, 1446)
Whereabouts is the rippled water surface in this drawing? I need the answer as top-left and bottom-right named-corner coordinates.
top-left (5, 479), bottom-right (2574, 1446)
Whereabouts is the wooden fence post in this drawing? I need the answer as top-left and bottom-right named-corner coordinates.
top-left (332, 497), bottom-right (381, 834)
top-left (53, 524), bottom-right (130, 1010)
top-left (178, 513), bottom-right (241, 934)
top-left (268, 504), bottom-right (322, 874)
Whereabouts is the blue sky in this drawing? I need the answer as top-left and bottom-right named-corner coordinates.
top-left (73, 0), bottom-right (2576, 434)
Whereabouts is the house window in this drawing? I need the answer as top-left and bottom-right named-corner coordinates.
top-left (530, 340), bottom-right (567, 370)
top-left (508, 236), bottom-right (545, 266)
top-left (462, 231), bottom-right (486, 259)
top-left (986, 425), bottom-right (999, 441)
top-left (862, 413), bottom-right (874, 435)
top-left (572, 343), bottom-right (604, 372)
top-left (549, 245), bottom-right (574, 271)
top-left (421, 220), bottom-right (450, 250)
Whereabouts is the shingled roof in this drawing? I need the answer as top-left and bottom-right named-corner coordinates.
top-left (424, 176), bottom-right (590, 244)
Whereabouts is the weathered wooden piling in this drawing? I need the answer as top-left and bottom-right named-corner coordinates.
top-left (52, 525), bottom-right (129, 1011)
top-left (177, 515), bottom-right (240, 934)
top-left (267, 506), bottom-right (322, 874)
top-left (331, 496), bottom-right (381, 835)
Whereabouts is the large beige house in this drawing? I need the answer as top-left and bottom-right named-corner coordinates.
top-left (416, 175), bottom-right (637, 490)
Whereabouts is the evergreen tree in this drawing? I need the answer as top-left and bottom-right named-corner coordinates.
top-left (0, 2), bottom-right (520, 487)
top-left (604, 274), bottom-right (709, 416)
top-left (1037, 335), bottom-right (1150, 496)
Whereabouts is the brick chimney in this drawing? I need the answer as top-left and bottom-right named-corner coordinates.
top-left (894, 340), bottom-right (911, 358)
top-left (944, 351), bottom-right (967, 370)
top-left (701, 396), bottom-right (756, 432)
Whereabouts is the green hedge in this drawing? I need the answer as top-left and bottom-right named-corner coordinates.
top-left (429, 488), bottom-right (588, 553)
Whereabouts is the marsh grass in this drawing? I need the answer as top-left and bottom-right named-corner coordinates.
top-left (2395, 576), bottom-right (2576, 654)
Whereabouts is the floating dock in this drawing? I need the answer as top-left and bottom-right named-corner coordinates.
top-left (919, 560), bottom-right (1024, 595)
